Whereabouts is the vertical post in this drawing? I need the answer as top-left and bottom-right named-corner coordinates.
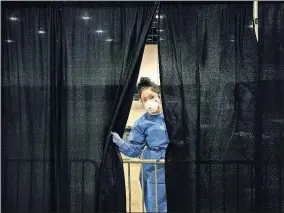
top-left (222, 163), bottom-right (226, 213)
top-left (16, 162), bottom-right (20, 212)
top-left (81, 162), bottom-right (85, 213)
top-left (209, 163), bottom-right (212, 212)
top-left (279, 161), bottom-right (282, 212)
top-left (155, 163), bottom-right (158, 213)
top-left (128, 162), bottom-right (131, 213)
top-left (253, 1), bottom-right (259, 41)
top-left (236, 164), bottom-right (240, 212)
top-left (250, 164), bottom-right (254, 212)
top-left (142, 164), bottom-right (145, 213)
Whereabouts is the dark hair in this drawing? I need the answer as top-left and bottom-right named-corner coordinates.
top-left (137, 77), bottom-right (160, 98)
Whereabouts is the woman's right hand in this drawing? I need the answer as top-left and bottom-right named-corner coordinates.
top-left (111, 132), bottom-right (124, 146)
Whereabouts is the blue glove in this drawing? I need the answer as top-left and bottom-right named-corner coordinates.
top-left (111, 132), bottom-right (124, 147)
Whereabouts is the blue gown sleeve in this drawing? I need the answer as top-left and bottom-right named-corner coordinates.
top-left (119, 121), bottom-right (146, 158)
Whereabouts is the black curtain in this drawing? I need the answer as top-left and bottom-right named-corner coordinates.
top-left (258, 2), bottom-right (284, 212)
top-left (1, 2), bottom-right (157, 213)
top-left (158, 3), bottom-right (259, 212)
top-left (2, 4), bottom-right (61, 213)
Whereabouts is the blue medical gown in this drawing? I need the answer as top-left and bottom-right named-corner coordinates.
top-left (119, 112), bottom-right (168, 212)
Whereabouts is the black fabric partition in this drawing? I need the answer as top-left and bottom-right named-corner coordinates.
top-left (258, 3), bottom-right (284, 212)
top-left (158, 3), bottom-right (259, 212)
top-left (1, 2), bottom-right (156, 213)
top-left (60, 3), bottom-right (157, 212)
top-left (2, 4), bottom-right (61, 213)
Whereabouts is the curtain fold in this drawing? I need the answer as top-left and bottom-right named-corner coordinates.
top-left (258, 3), bottom-right (284, 212)
top-left (60, 2), bottom-right (157, 212)
top-left (158, 3), bottom-right (258, 212)
top-left (2, 2), bottom-right (157, 213)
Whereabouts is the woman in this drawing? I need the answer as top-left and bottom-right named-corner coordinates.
top-left (111, 77), bottom-right (169, 212)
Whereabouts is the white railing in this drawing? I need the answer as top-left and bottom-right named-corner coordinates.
top-left (122, 159), bottom-right (165, 213)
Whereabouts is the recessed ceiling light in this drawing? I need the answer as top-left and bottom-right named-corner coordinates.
top-left (9, 17), bottom-right (18, 21)
top-left (6, 39), bottom-right (14, 43)
top-left (38, 30), bottom-right (45, 34)
top-left (159, 29), bottom-right (164, 32)
top-left (106, 38), bottom-right (113, 42)
top-left (229, 35), bottom-right (235, 42)
top-left (82, 16), bottom-right (91, 20)
top-left (96, 30), bottom-right (104, 33)
top-left (246, 21), bottom-right (254, 28)
top-left (155, 15), bottom-right (165, 19)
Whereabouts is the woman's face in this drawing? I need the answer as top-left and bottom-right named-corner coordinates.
top-left (140, 88), bottom-right (162, 114)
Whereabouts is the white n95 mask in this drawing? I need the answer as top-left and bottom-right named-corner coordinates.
top-left (144, 100), bottom-right (159, 114)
